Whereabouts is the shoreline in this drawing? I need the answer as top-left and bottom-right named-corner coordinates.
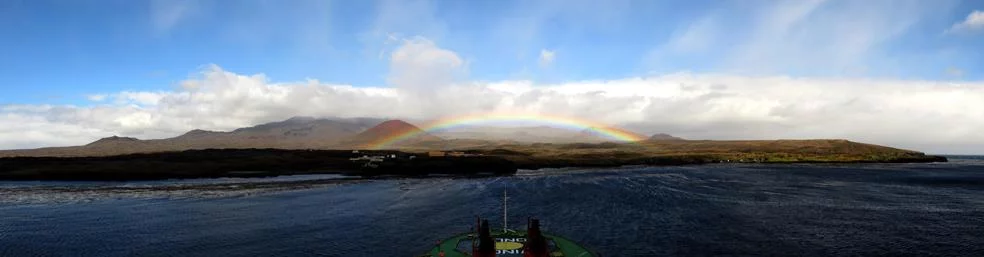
top-left (0, 148), bottom-right (948, 181)
top-left (505, 154), bottom-right (948, 170)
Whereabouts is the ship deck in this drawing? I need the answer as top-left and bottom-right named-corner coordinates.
top-left (421, 230), bottom-right (596, 257)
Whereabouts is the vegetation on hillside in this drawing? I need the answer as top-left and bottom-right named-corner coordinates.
top-left (446, 139), bottom-right (945, 169)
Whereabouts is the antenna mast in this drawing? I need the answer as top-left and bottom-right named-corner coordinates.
top-left (503, 188), bottom-right (508, 232)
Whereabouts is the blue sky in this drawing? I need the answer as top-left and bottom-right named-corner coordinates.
top-left (1, 0), bottom-right (983, 153)
top-left (1, 0), bottom-right (982, 105)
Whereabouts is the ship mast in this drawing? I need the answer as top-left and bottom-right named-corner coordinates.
top-left (503, 188), bottom-right (508, 232)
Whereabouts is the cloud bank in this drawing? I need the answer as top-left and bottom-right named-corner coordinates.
top-left (1, 38), bottom-right (981, 154)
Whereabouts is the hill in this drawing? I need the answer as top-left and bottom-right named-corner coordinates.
top-left (460, 139), bottom-right (946, 169)
top-left (0, 117), bottom-right (384, 157)
top-left (0, 140), bottom-right (946, 181)
top-left (0, 117), bottom-right (949, 181)
top-left (346, 120), bottom-right (442, 148)
top-left (648, 133), bottom-right (685, 141)
top-left (0, 117), bottom-right (946, 169)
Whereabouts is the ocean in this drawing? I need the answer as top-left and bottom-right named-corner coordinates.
top-left (2, 157), bottom-right (983, 256)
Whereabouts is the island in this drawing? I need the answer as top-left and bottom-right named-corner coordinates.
top-left (0, 139), bottom-right (945, 181)
top-left (0, 118), bottom-right (947, 181)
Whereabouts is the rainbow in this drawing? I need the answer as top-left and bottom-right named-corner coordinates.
top-left (367, 112), bottom-right (646, 149)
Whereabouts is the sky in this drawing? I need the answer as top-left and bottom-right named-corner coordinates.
top-left (0, 0), bottom-right (983, 154)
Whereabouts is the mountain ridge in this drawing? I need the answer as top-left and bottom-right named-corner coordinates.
top-left (0, 117), bottom-right (387, 156)
top-left (1, 117), bottom-right (901, 160)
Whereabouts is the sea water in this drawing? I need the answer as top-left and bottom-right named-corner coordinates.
top-left (2, 158), bottom-right (983, 256)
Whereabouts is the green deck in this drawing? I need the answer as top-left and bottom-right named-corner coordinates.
top-left (420, 230), bottom-right (597, 257)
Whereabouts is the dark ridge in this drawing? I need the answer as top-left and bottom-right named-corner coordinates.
top-left (86, 136), bottom-right (141, 146)
top-left (350, 119), bottom-right (442, 145)
top-left (649, 133), bottom-right (685, 141)
top-left (180, 129), bottom-right (220, 137)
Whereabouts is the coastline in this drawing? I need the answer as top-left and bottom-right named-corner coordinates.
top-left (501, 152), bottom-right (948, 170)
top-left (0, 147), bottom-right (947, 181)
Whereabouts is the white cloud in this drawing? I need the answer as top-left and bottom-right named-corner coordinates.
top-left (114, 91), bottom-right (167, 106)
top-left (3, 72), bottom-right (983, 154)
top-left (2, 38), bottom-right (983, 154)
top-left (538, 49), bottom-right (556, 68)
top-left (0, 112), bottom-right (109, 150)
top-left (388, 37), bottom-right (465, 93)
top-left (946, 10), bottom-right (984, 34)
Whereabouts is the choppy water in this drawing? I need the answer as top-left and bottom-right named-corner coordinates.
top-left (2, 158), bottom-right (984, 256)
